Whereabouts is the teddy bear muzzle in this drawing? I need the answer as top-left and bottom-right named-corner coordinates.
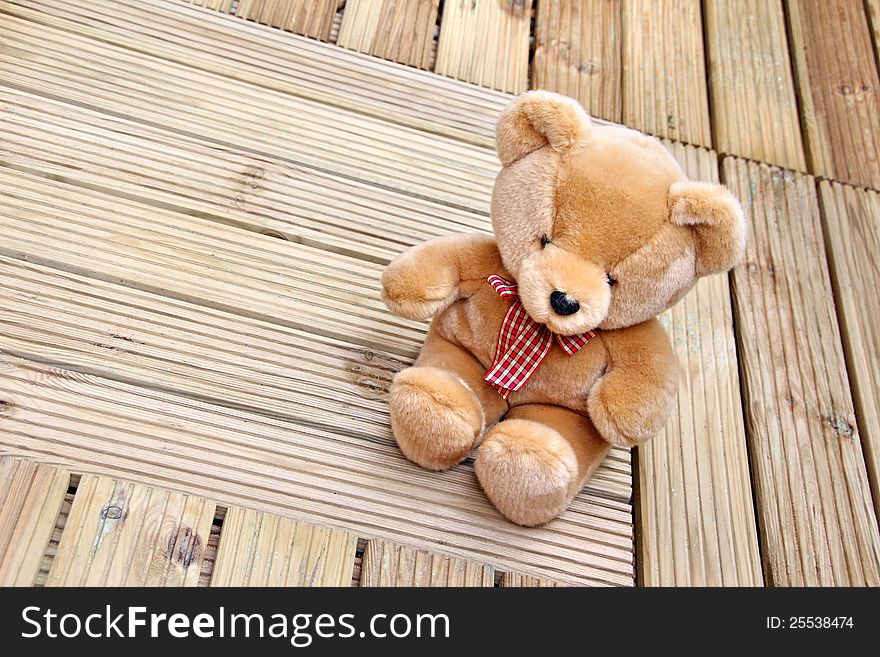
top-left (549, 290), bottom-right (580, 316)
top-left (516, 248), bottom-right (611, 335)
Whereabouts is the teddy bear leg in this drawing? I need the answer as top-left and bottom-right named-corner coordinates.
top-left (389, 332), bottom-right (507, 471)
top-left (475, 404), bottom-right (610, 526)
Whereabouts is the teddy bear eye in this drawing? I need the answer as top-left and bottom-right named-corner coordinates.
top-left (540, 234), bottom-right (551, 248)
top-left (606, 273), bottom-right (618, 287)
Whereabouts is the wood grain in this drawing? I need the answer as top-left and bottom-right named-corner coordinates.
top-left (703, 0), bottom-right (805, 170)
top-left (435, 0), bottom-right (533, 94)
top-left (0, 458), bottom-right (69, 586)
top-left (0, 146), bottom-right (632, 501)
top-left (337, 0), bottom-right (439, 69)
top-left (868, 0), bottom-right (880, 69)
top-left (0, 255), bottom-right (631, 525)
top-left (0, 89), bottom-right (490, 265)
top-left (531, 0), bottom-right (622, 122)
top-left (47, 474), bottom-right (216, 586)
top-left (0, 256), bottom-right (403, 448)
top-left (0, 12), bottom-right (499, 212)
top-left (818, 182), bottom-right (880, 520)
top-left (621, 0), bottom-right (711, 146)
top-left (33, 489), bottom-right (74, 587)
top-left (212, 507), bottom-right (357, 586)
top-left (0, 355), bottom-right (635, 586)
top-left (786, 0), bottom-right (880, 189)
top-left (233, 0), bottom-right (337, 40)
top-left (0, 169), bottom-right (427, 356)
top-left (637, 142), bottom-right (762, 587)
top-left (183, 0), bottom-right (234, 12)
top-left (360, 539), bottom-right (494, 586)
top-left (500, 572), bottom-right (564, 587)
top-left (2, 0), bottom-right (509, 148)
top-left (722, 157), bottom-right (880, 585)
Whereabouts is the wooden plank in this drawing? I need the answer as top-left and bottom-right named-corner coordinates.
top-left (621, 0), bottom-right (711, 146)
top-left (0, 458), bottom-right (69, 586)
top-left (33, 488), bottom-right (74, 587)
top-left (786, 0), bottom-right (880, 189)
top-left (337, 0), bottom-right (439, 69)
top-left (434, 0), bottom-right (533, 94)
top-left (703, 0), bottom-right (805, 170)
top-left (0, 89), bottom-right (489, 265)
top-left (0, 13), bottom-right (498, 212)
top-left (1, 0), bottom-right (509, 148)
top-left (868, 0), bottom-right (880, 70)
top-left (531, 0), bottom-right (622, 122)
top-left (47, 474), bottom-right (215, 586)
top-left (637, 142), bottom-right (762, 586)
top-left (360, 539), bottom-right (493, 586)
top-left (0, 110), bottom-right (630, 500)
top-left (184, 0), bottom-right (234, 12)
top-left (0, 130), bottom-right (633, 500)
top-left (722, 157), bottom-right (880, 585)
top-left (818, 182), bottom-right (880, 519)
top-left (500, 572), bottom-right (564, 587)
top-left (212, 507), bottom-right (357, 586)
top-left (0, 257), bottom-right (401, 446)
top-left (233, 0), bottom-right (337, 40)
top-left (0, 355), bottom-right (635, 586)
top-left (0, 167), bottom-right (425, 358)
top-left (0, 254), bottom-right (630, 511)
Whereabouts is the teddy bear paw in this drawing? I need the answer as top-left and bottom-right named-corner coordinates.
top-left (475, 419), bottom-right (578, 526)
top-left (587, 379), bottom-right (673, 448)
top-left (389, 367), bottom-right (484, 471)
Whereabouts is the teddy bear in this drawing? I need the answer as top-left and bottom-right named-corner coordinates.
top-left (381, 91), bottom-right (747, 526)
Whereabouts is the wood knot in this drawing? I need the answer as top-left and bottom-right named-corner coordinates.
top-left (824, 413), bottom-right (854, 440)
top-left (260, 229), bottom-right (289, 241)
top-left (346, 360), bottom-right (392, 400)
top-left (243, 164), bottom-right (265, 190)
top-left (0, 399), bottom-right (10, 413)
top-left (109, 333), bottom-right (139, 344)
top-left (577, 59), bottom-right (598, 75)
top-left (101, 504), bottom-right (125, 520)
top-left (501, 0), bottom-right (527, 17)
top-left (166, 526), bottom-right (202, 568)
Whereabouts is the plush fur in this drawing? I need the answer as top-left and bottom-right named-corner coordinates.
top-left (382, 91), bottom-right (747, 526)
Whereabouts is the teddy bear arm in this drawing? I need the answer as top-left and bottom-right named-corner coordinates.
top-left (381, 233), bottom-right (497, 320)
top-left (586, 320), bottom-right (679, 448)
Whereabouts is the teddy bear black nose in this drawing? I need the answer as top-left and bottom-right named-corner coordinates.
top-left (550, 291), bottom-right (580, 316)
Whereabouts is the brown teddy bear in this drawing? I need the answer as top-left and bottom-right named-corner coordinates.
top-left (381, 91), bottom-right (747, 526)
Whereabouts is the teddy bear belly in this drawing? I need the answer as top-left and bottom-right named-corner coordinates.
top-left (502, 345), bottom-right (606, 411)
top-left (434, 294), bottom-right (606, 413)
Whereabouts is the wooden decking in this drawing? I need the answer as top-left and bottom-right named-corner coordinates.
top-left (0, 0), bottom-right (879, 586)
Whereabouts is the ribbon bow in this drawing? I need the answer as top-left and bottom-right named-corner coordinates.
top-left (484, 275), bottom-right (596, 399)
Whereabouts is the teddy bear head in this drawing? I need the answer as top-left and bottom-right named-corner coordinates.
top-left (491, 91), bottom-right (746, 336)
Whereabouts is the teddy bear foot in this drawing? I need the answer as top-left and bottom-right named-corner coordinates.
top-left (475, 419), bottom-right (578, 527)
top-left (389, 366), bottom-right (485, 471)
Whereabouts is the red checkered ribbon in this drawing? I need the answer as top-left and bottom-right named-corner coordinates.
top-left (484, 275), bottom-right (596, 399)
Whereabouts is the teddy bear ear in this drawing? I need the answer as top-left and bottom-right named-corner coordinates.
top-left (495, 90), bottom-right (592, 167)
top-left (669, 181), bottom-right (748, 276)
